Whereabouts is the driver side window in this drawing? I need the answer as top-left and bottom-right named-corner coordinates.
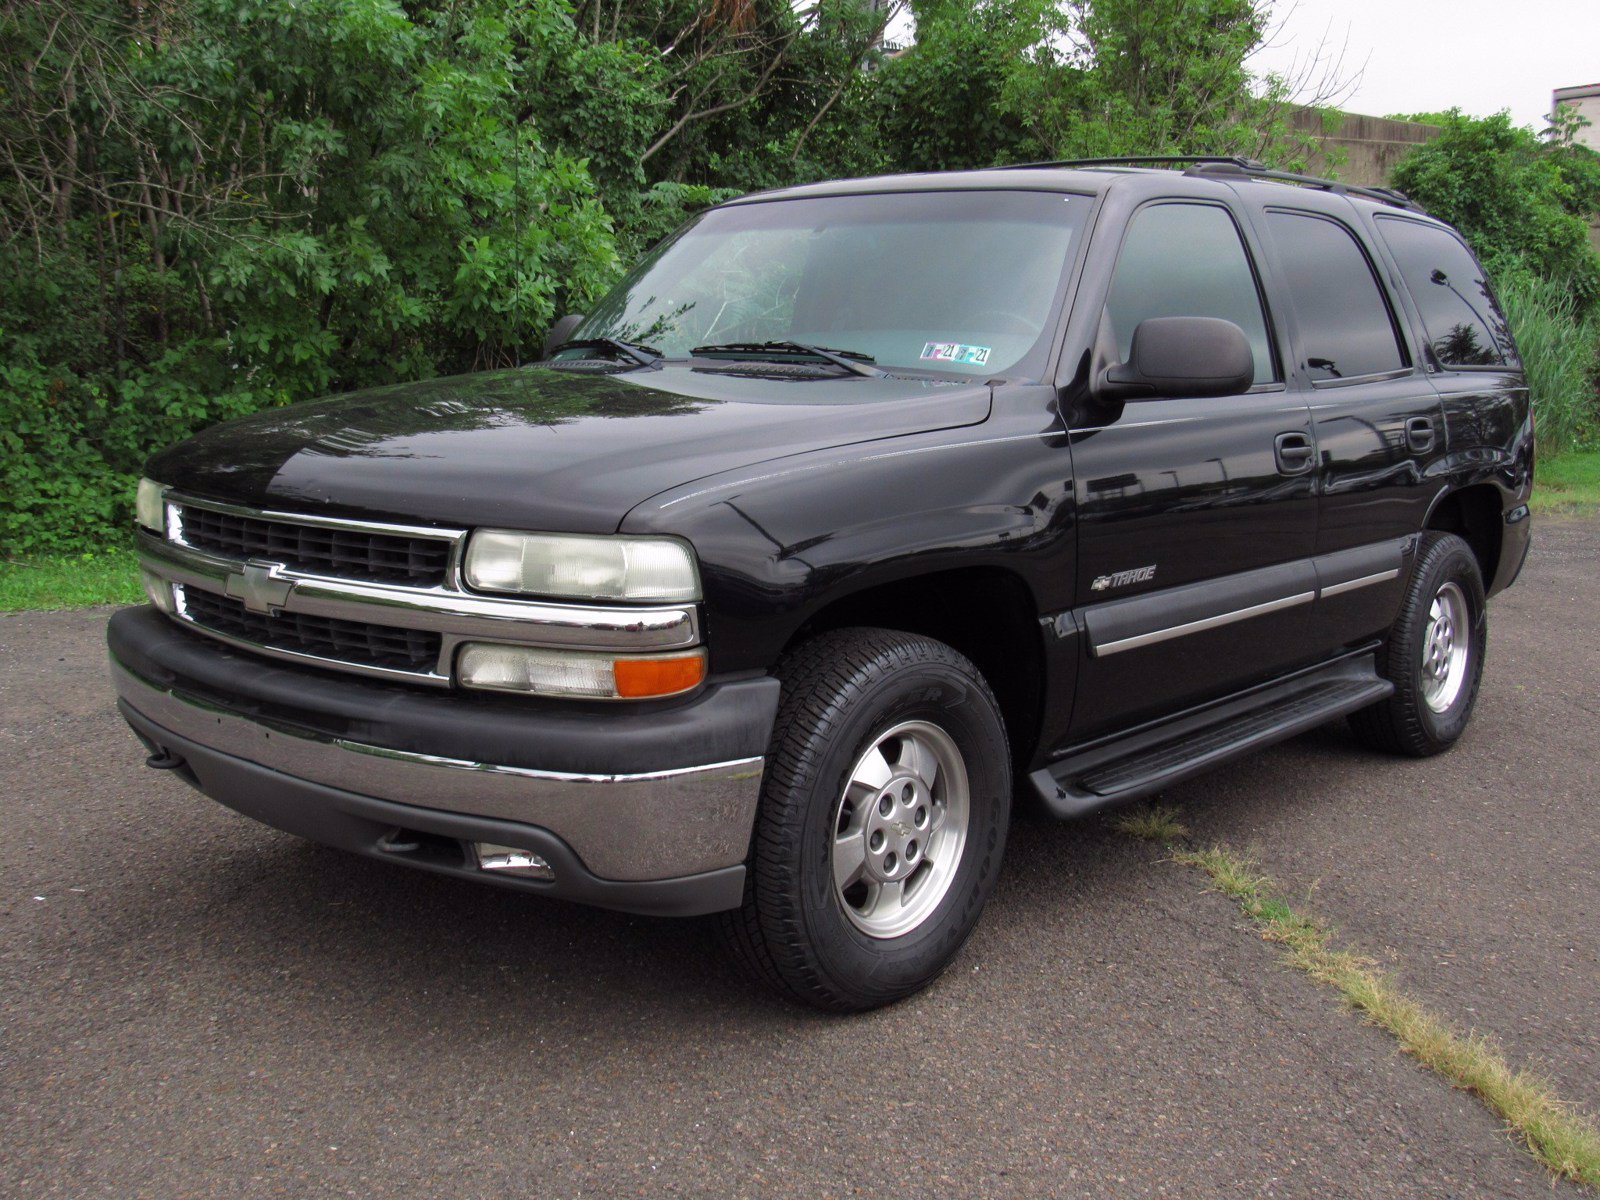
top-left (1106, 203), bottom-right (1278, 387)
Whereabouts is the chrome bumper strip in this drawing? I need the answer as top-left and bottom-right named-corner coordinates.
top-left (112, 658), bottom-right (763, 881)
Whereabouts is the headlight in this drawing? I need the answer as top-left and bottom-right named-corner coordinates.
top-left (463, 530), bottom-right (700, 602)
top-left (136, 478), bottom-right (167, 534)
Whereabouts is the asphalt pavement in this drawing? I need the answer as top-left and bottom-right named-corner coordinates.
top-left (3, 518), bottom-right (1595, 1198)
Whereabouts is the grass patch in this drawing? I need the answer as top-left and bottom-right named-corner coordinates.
top-left (1109, 802), bottom-right (1189, 845)
top-left (0, 548), bottom-right (143, 612)
top-left (1533, 450), bottom-right (1600, 515)
top-left (1172, 842), bottom-right (1600, 1189)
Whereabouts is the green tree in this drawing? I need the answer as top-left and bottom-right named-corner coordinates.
top-left (868, 0), bottom-right (1048, 172)
top-left (1001, 0), bottom-right (1320, 165)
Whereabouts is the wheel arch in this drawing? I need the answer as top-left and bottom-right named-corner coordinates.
top-left (783, 566), bottom-right (1046, 772)
top-left (1423, 483), bottom-right (1504, 591)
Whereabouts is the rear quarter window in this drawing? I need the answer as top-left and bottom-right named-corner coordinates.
top-left (1374, 217), bottom-right (1516, 368)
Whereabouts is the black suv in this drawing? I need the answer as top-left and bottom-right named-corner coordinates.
top-left (109, 158), bottom-right (1532, 1011)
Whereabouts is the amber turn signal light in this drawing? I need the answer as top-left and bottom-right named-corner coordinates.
top-left (613, 651), bottom-right (707, 699)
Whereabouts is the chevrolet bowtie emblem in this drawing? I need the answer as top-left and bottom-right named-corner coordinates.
top-left (225, 560), bottom-right (294, 615)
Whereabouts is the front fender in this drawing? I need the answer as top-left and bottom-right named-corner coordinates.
top-left (621, 398), bottom-right (1077, 674)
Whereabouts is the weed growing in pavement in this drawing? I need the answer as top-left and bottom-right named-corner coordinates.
top-left (1108, 803), bottom-right (1189, 845)
top-left (1170, 842), bottom-right (1600, 1189)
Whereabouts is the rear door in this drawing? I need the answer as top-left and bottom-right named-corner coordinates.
top-left (1064, 199), bottom-right (1318, 742)
top-left (1255, 205), bottom-right (1440, 653)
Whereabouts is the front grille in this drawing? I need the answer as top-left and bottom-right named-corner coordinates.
top-left (177, 505), bottom-right (451, 586)
top-left (180, 588), bottom-right (442, 674)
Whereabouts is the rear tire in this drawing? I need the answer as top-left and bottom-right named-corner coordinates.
top-left (719, 628), bottom-right (1011, 1012)
top-left (1350, 532), bottom-right (1486, 756)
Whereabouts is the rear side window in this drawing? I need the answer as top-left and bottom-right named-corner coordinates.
top-left (1266, 211), bottom-right (1406, 382)
top-left (1375, 217), bottom-right (1514, 367)
top-left (1105, 203), bottom-right (1277, 386)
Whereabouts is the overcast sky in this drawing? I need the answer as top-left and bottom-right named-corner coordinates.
top-left (1246, 0), bottom-right (1596, 129)
top-left (884, 1), bottom-right (1592, 131)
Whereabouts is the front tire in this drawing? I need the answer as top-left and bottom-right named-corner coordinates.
top-left (719, 628), bottom-right (1011, 1012)
top-left (1350, 532), bottom-right (1487, 756)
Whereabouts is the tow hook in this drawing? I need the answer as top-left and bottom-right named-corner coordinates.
top-left (144, 748), bottom-right (187, 771)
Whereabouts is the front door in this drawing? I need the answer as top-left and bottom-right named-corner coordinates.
top-left (1064, 200), bottom-right (1318, 744)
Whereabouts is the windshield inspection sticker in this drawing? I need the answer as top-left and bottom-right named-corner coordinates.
top-left (921, 342), bottom-right (991, 366)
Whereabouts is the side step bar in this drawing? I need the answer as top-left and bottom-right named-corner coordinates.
top-left (1029, 653), bottom-right (1392, 820)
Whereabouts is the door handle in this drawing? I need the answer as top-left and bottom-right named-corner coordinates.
top-left (1274, 431), bottom-right (1315, 475)
top-left (1406, 416), bottom-right (1436, 454)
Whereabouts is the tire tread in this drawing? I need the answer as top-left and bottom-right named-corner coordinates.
top-left (717, 627), bottom-right (1005, 1011)
top-left (1349, 531), bottom-right (1486, 757)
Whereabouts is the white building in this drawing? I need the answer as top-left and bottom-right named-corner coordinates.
top-left (1552, 83), bottom-right (1600, 149)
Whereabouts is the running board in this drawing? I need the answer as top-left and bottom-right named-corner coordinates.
top-left (1029, 654), bottom-right (1392, 820)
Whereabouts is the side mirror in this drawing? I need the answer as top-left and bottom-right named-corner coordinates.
top-left (543, 313), bottom-right (586, 359)
top-left (1097, 316), bottom-right (1254, 400)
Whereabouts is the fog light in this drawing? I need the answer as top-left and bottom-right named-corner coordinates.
top-left (472, 843), bottom-right (554, 880)
top-left (456, 643), bottom-right (706, 700)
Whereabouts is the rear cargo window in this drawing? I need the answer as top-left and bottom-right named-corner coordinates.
top-left (1375, 217), bottom-right (1514, 368)
top-left (1266, 211), bottom-right (1406, 382)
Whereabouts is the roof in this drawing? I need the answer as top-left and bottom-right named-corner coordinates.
top-left (723, 158), bottom-right (1424, 215)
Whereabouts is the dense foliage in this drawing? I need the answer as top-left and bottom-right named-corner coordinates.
top-left (3, 0), bottom-right (1591, 553)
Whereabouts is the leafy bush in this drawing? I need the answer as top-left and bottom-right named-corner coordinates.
top-left (0, 0), bottom-right (624, 552)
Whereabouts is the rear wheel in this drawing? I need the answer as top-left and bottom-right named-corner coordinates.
top-left (719, 628), bottom-right (1011, 1011)
top-left (1350, 532), bottom-right (1487, 756)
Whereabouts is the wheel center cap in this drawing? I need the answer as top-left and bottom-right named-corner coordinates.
top-left (862, 773), bottom-right (932, 883)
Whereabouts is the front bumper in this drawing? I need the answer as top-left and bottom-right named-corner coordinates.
top-left (108, 607), bottom-right (779, 916)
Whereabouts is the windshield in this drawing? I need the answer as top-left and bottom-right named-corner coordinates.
top-left (572, 190), bottom-right (1089, 377)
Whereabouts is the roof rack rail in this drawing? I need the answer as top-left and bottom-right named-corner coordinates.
top-left (991, 155), bottom-right (1267, 171)
top-left (987, 154), bottom-right (1424, 213)
top-left (1183, 160), bottom-right (1424, 212)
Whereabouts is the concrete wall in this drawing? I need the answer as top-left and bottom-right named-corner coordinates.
top-left (1289, 107), bottom-right (1441, 188)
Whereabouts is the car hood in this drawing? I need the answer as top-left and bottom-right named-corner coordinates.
top-left (146, 364), bottom-right (993, 534)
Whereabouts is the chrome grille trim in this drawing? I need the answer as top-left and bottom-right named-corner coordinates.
top-left (171, 583), bottom-right (454, 686)
top-left (143, 533), bottom-right (700, 648)
top-left (169, 492), bottom-right (468, 549)
top-left (138, 495), bottom-right (703, 685)
top-left (178, 586), bottom-right (444, 672)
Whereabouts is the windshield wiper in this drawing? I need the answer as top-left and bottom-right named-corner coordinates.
top-left (690, 341), bottom-right (883, 378)
top-left (552, 337), bottom-right (662, 368)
